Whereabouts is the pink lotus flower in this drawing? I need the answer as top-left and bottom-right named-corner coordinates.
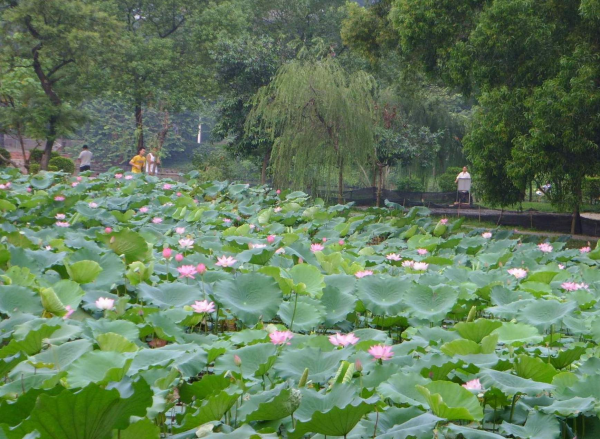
top-left (76, 176), bottom-right (82, 181)
top-left (402, 260), bottom-right (415, 268)
top-left (197, 263), bottom-right (206, 275)
top-left (27, 187), bottom-right (32, 193)
top-left (386, 253), bottom-right (402, 261)
top-left (440, 218), bottom-right (448, 225)
top-left (561, 282), bottom-right (589, 291)
top-left (508, 268), bottom-right (527, 279)
top-left (234, 354), bottom-right (242, 367)
top-left (45, 246), bottom-right (52, 250)
top-left (580, 246), bottom-right (591, 254)
top-left (482, 232), bottom-right (492, 239)
top-left (71, 182), bottom-right (79, 187)
top-left (179, 238), bottom-right (194, 249)
top-left (322, 237), bottom-right (327, 242)
top-left (177, 192), bottom-right (182, 197)
top-left (175, 253), bottom-right (184, 262)
top-left (216, 255), bottom-right (237, 267)
top-left (276, 248), bottom-right (286, 254)
top-left (417, 248), bottom-right (428, 255)
top-left (54, 196), bottom-right (65, 201)
top-left (339, 240), bottom-right (345, 246)
top-left (152, 217), bottom-right (163, 224)
top-left (274, 207), bottom-right (282, 213)
top-left (538, 243), bottom-right (553, 253)
top-left (114, 173), bottom-right (123, 179)
top-left (249, 224), bottom-right (256, 229)
top-left (0, 184), bottom-right (6, 190)
top-left (55, 213), bottom-right (66, 220)
top-left (223, 218), bottom-right (232, 224)
top-left (191, 300), bottom-right (215, 313)
top-left (55, 221), bottom-right (70, 227)
top-left (267, 235), bottom-right (276, 244)
top-left (462, 379), bottom-right (482, 391)
top-left (269, 330), bottom-right (293, 345)
top-left (162, 248), bottom-right (172, 259)
top-left (104, 227), bottom-right (112, 234)
top-left (368, 344), bottom-right (393, 361)
top-left (558, 264), bottom-right (565, 270)
top-left (125, 175), bottom-right (133, 180)
top-left (355, 359), bottom-right (363, 372)
top-left (139, 206), bottom-right (149, 213)
top-left (311, 243), bottom-right (324, 253)
top-left (412, 262), bottom-right (429, 271)
top-left (63, 305), bottom-right (74, 319)
top-left (177, 265), bottom-right (197, 279)
top-left (176, 227), bottom-right (185, 234)
top-left (329, 333), bottom-right (359, 347)
top-left (355, 270), bottom-right (373, 278)
top-left (163, 184), bottom-right (172, 190)
top-left (95, 297), bottom-right (115, 310)
top-left (276, 189), bottom-right (281, 194)
top-left (88, 202), bottom-right (98, 208)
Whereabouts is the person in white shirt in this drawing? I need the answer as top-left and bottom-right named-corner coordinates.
top-left (455, 166), bottom-right (471, 183)
top-left (145, 149), bottom-right (160, 175)
top-left (77, 145), bottom-right (92, 172)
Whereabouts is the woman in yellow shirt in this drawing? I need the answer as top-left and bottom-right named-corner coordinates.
top-left (129, 147), bottom-right (147, 173)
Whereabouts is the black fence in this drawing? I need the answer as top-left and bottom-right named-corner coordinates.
top-left (319, 187), bottom-right (459, 207)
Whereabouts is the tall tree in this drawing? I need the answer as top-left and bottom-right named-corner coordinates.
top-left (0, 0), bottom-right (120, 169)
top-left (391, 0), bottom-right (600, 232)
top-left (247, 58), bottom-right (375, 203)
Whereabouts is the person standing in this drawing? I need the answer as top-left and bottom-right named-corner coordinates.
top-left (77, 144), bottom-right (92, 173)
top-left (129, 147), bottom-right (146, 174)
top-left (145, 148), bottom-right (160, 175)
top-left (455, 166), bottom-right (471, 183)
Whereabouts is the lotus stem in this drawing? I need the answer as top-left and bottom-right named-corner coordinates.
top-left (289, 289), bottom-right (299, 331)
top-left (509, 394), bottom-right (519, 422)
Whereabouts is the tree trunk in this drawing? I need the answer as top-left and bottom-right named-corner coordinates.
top-left (261, 149), bottom-right (271, 185)
top-left (135, 104), bottom-right (144, 151)
top-left (529, 180), bottom-right (533, 202)
top-left (0, 131), bottom-right (4, 150)
top-left (571, 205), bottom-right (582, 235)
top-left (372, 162), bottom-right (377, 200)
top-left (376, 165), bottom-right (384, 207)
top-left (41, 115), bottom-right (58, 170)
top-left (338, 155), bottom-right (344, 204)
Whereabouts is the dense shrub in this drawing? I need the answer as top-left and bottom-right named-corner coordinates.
top-left (29, 149), bottom-right (60, 164)
top-left (29, 164), bottom-right (40, 174)
top-left (48, 157), bottom-right (75, 174)
top-left (437, 167), bottom-right (463, 192)
top-left (396, 176), bottom-right (425, 192)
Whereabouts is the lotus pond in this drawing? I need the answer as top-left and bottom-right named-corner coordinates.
top-left (0, 168), bottom-right (599, 438)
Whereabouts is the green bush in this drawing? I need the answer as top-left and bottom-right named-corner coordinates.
top-left (437, 167), bottom-right (463, 192)
top-left (0, 148), bottom-right (10, 167)
top-left (48, 156), bottom-right (75, 174)
top-left (29, 164), bottom-right (40, 174)
top-left (396, 177), bottom-right (425, 192)
top-left (584, 176), bottom-right (600, 204)
top-left (29, 149), bottom-right (59, 164)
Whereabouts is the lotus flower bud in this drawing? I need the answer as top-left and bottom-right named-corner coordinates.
top-left (298, 367), bottom-right (309, 388)
top-left (162, 248), bottom-right (172, 259)
top-left (466, 305), bottom-right (477, 322)
top-left (355, 359), bottom-right (363, 372)
top-left (234, 355), bottom-right (242, 367)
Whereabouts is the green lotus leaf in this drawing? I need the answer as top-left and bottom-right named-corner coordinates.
top-left (443, 424), bottom-right (506, 438)
top-left (179, 373), bottom-right (232, 404)
top-left (519, 300), bottom-right (577, 330)
top-left (112, 418), bottom-right (160, 439)
top-left (274, 347), bottom-right (351, 384)
top-left (357, 275), bottom-right (409, 315)
top-left (12, 380), bottom-right (153, 438)
top-left (440, 339), bottom-right (481, 356)
top-left (175, 388), bottom-right (242, 433)
top-left (40, 287), bottom-right (67, 316)
top-left (479, 370), bottom-right (555, 396)
top-left (0, 285), bottom-right (44, 315)
top-left (539, 396), bottom-right (596, 417)
top-left (138, 282), bottom-right (202, 308)
top-left (500, 412), bottom-right (560, 439)
top-left (0, 325), bottom-right (60, 359)
top-left (319, 285), bottom-right (355, 327)
top-left (404, 285), bottom-right (458, 322)
top-left (378, 413), bottom-right (443, 439)
top-left (66, 350), bottom-right (132, 388)
top-left (492, 322), bottom-right (543, 346)
top-left (278, 296), bottom-right (325, 332)
top-left (52, 280), bottom-right (85, 309)
top-left (213, 273), bottom-right (282, 326)
top-left (106, 229), bottom-right (150, 264)
top-left (453, 319), bottom-right (502, 343)
top-left (514, 355), bottom-right (558, 383)
top-left (377, 372), bottom-right (430, 407)
top-left (417, 381), bottom-right (483, 421)
top-left (239, 384), bottom-right (302, 422)
top-left (214, 343), bottom-right (277, 379)
top-left (96, 332), bottom-right (139, 353)
top-left (290, 264), bottom-right (325, 298)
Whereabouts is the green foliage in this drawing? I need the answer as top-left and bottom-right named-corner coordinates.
top-left (29, 150), bottom-right (59, 164)
top-left (29, 164), bottom-right (40, 175)
top-left (584, 177), bottom-right (600, 204)
top-left (0, 148), bottom-right (9, 167)
top-left (48, 157), bottom-right (74, 174)
top-left (438, 167), bottom-right (463, 192)
top-left (396, 177), bottom-right (424, 192)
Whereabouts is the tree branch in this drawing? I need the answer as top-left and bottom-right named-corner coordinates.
top-left (47, 59), bottom-right (75, 78)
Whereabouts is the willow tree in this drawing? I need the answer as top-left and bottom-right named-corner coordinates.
top-left (246, 58), bottom-right (375, 203)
